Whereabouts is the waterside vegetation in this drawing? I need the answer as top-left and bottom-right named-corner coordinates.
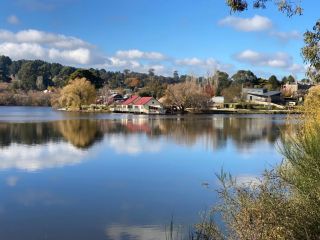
top-left (0, 55), bottom-right (313, 113)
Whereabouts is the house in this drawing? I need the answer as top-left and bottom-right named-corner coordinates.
top-left (114, 95), bottom-right (165, 114)
top-left (210, 96), bottom-right (225, 108)
top-left (108, 93), bottom-right (124, 104)
top-left (96, 93), bottom-right (124, 104)
top-left (281, 82), bottom-right (313, 99)
top-left (242, 88), bottom-right (281, 103)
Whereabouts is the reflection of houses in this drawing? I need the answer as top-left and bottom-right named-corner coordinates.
top-left (242, 88), bottom-right (281, 103)
top-left (114, 95), bottom-right (165, 114)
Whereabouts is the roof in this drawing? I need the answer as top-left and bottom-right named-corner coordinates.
top-left (134, 97), bottom-right (153, 105)
top-left (248, 90), bottom-right (281, 97)
top-left (263, 91), bottom-right (281, 96)
top-left (122, 95), bottom-right (140, 105)
top-left (243, 88), bottom-right (266, 94)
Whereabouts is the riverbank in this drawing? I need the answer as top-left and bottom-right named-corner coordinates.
top-left (58, 107), bottom-right (299, 115)
top-left (197, 108), bottom-right (300, 114)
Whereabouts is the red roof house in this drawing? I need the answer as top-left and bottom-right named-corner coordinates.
top-left (114, 95), bottom-right (165, 114)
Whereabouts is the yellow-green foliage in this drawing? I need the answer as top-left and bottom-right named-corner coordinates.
top-left (56, 119), bottom-right (102, 148)
top-left (301, 85), bottom-right (320, 127)
top-left (59, 77), bottom-right (96, 110)
top-left (195, 86), bottom-right (320, 240)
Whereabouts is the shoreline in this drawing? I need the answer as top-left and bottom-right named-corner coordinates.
top-left (56, 107), bottom-right (300, 115)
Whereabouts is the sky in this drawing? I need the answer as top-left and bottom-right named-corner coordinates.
top-left (0, 0), bottom-right (319, 79)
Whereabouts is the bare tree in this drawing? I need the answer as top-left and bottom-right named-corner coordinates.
top-left (165, 80), bottom-right (210, 112)
top-left (98, 85), bottom-right (112, 105)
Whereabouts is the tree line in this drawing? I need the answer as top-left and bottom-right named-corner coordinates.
top-left (0, 55), bottom-right (307, 104)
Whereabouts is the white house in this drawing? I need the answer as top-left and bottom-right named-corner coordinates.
top-left (114, 95), bottom-right (165, 114)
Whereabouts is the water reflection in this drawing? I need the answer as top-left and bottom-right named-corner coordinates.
top-left (57, 120), bottom-right (104, 148)
top-left (0, 115), bottom-right (287, 151)
top-left (0, 112), bottom-right (291, 240)
top-left (0, 142), bottom-right (85, 171)
top-left (105, 224), bottom-right (179, 240)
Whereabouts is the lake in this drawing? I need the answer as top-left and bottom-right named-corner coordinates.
top-left (0, 107), bottom-right (288, 240)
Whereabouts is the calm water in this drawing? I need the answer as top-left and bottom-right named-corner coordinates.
top-left (0, 107), bottom-right (288, 240)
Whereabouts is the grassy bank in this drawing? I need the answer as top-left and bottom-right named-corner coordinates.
top-left (57, 104), bottom-right (112, 113)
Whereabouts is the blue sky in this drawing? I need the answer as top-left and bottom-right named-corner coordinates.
top-left (0, 0), bottom-right (319, 79)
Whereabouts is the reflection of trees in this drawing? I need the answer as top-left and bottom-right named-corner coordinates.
top-left (0, 115), bottom-right (290, 151)
top-left (0, 122), bottom-right (61, 147)
top-left (116, 116), bottom-right (288, 150)
top-left (0, 120), bottom-right (104, 149)
top-left (55, 120), bottom-right (104, 149)
top-left (220, 117), bottom-right (283, 149)
top-left (157, 118), bottom-right (227, 149)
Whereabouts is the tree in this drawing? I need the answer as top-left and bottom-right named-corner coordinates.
top-left (9, 60), bottom-right (23, 76)
top-left (302, 20), bottom-right (320, 83)
top-left (221, 83), bottom-right (242, 102)
top-left (287, 75), bottom-right (296, 83)
top-left (268, 75), bottom-right (280, 90)
top-left (0, 55), bottom-right (12, 82)
top-left (301, 78), bottom-right (311, 84)
top-left (17, 61), bottom-right (38, 90)
top-left (50, 63), bottom-right (63, 76)
top-left (203, 82), bottom-right (215, 97)
top-left (59, 77), bottom-right (96, 110)
top-left (281, 76), bottom-right (288, 85)
top-left (98, 85), bottom-right (112, 105)
top-left (36, 76), bottom-right (45, 90)
top-left (148, 68), bottom-right (155, 77)
top-left (226, 0), bottom-right (303, 17)
top-left (165, 80), bottom-right (210, 111)
top-left (231, 70), bottom-right (258, 86)
top-left (173, 70), bottom-right (179, 83)
top-left (213, 71), bottom-right (231, 95)
top-left (124, 77), bottom-right (140, 90)
top-left (53, 66), bottom-right (76, 87)
top-left (139, 79), bottom-right (166, 99)
top-left (69, 69), bottom-right (103, 88)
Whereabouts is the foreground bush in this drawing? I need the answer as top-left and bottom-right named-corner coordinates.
top-left (195, 86), bottom-right (320, 240)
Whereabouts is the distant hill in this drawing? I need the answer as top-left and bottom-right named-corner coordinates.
top-left (0, 55), bottom-right (183, 91)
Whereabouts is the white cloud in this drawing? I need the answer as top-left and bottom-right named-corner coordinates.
top-left (7, 15), bottom-right (20, 25)
top-left (0, 42), bottom-right (46, 59)
top-left (234, 49), bottom-right (305, 73)
top-left (0, 142), bottom-right (86, 172)
top-left (235, 175), bottom-right (262, 187)
top-left (176, 57), bottom-right (203, 66)
top-left (101, 56), bottom-right (171, 75)
top-left (116, 49), bottom-right (166, 60)
top-left (6, 176), bottom-right (19, 187)
top-left (0, 28), bottom-right (233, 76)
top-left (175, 57), bottom-right (233, 74)
top-left (48, 48), bottom-right (91, 65)
top-left (0, 29), bottom-right (103, 65)
top-left (269, 30), bottom-right (301, 42)
top-left (0, 29), bottom-right (90, 49)
top-left (219, 15), bottom-right (272, 32)
top-left (106, 224), bottom-right (179, 240)
top-left (105, 134), bottom-right (162, 155)
top-left (288, 63), bottom-right (306, 73)
top-left (219, 15), bottom-right (301, 43)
